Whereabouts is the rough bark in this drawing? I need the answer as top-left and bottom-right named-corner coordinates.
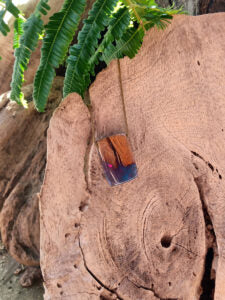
top-left (0, 77), bottom-right (64, 266)
top-left (199, 0), bottom-right (225, 13)
top-left (157, 0), bottom-right (225, 15)
top-left (40, 13), bottom-right (225, 300)
top-left (0, 0), bottom-right (95, 268)
top-left (157, 0), bottom-right (200, 15)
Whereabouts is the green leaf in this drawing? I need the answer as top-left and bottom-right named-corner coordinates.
top-left (10, 13), bottom-right (44, 104)
top-left (121, 0), bottom-right (183, 30)
top-left (102, 0), bottom-right (183, 64)
top-left (13, 16), bottom-right (25, 49)
top-left (33, 0), bottom-right (86, 112)
top-left (35, 0), bottom-right (50, 16)
top-left (5, 0), bottom-right (20, 18)
top-left (89, 6), bottom-right (130, 74)
top-left (0, 1), bottom-right (21, 36)
top-left (102, 25), bottom-right (144, 64)
top-left (63, 0), bottom-right (118, 98)
top-left (0, 10), bottom-right (10, 36)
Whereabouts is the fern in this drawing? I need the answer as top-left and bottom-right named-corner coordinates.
top-left (0, 10), bottom-right (9, 35)
top-left (63, 0), bottom-right (118, 98)
top-left (102, 26), bottom-right (144, 64)
top-left (7, 0), bottom-right (184, 109)
top-left (4, 0), bottom-right (20, 17)
top-left (0, 0), bottom-right (20, 36)
top-left (89, 6), bottom-right (130, 74)
top-left (13, 16), bottom-right (25, 49)
top-left (10, 0), bottom-right (50, 105)
top-left (79, 5), bottom-right (131, 94)
top-left (33, 0), bottom-right (86, 112)
top-left (64, 0), bottom-right (183, 100)
top-left (102, 1), bottom-right (183, 64)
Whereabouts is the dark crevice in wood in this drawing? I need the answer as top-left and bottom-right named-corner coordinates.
top-left (194, 177), bottom-right (217, 300)
top-left (83, 89), bottom-right (94, 194)
top-left (127, 278), bottom-right (178, 300)
top-left (78, 237), bottom-right (123, 300)
top-left (191, 151), bottom-right (222, 180)
top-left (83, 128), bottom-right (93, 194)
top-left (90, 60), bottom-right (107, 86)
top-left (200, 248), bottom-right (215, 300)
top-left (0, 98), bottom-right (9, 111)
top-left (16, 241), bottom-right (39, 262)
top-left (3, 150), bottom-right (37, 200)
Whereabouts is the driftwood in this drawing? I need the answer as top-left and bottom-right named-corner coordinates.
top-left (0, 0), bottom-right (94, 269)
top-left (40, 13), bottom-right (225, 300)
top-left (0, 77), bottom-right (64, 265)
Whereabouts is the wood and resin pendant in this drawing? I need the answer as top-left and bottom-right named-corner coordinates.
top-left (97, 134), bottom-right (137, 186)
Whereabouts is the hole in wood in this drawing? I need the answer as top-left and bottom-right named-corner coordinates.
top-left (79, 201), bottom-right (88, 212)
top-left (161, 235), bottom-right (172, 248)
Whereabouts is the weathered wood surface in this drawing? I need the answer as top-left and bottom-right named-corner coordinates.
top-left (0, 77), bottom-right (63, 266)
top-left (40, 13), bottom-right (225, 300)
top-left (0, 0), bottom-right (94, 268)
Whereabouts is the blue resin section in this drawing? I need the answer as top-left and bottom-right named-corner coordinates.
top-left (101, 160), bottom-right (138, 186)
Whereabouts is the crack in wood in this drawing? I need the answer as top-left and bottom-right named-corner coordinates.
top-left (194, 176), bottom-right (217, 300)
top-left (83, 90), bottom-right (94, 194)
top-left (191, 151), bottom-right (222, 180)
top-left (0, 98), bottom-right (9, 111)
top-left (78, 236), bottom-right (123, 300)
top-left (126, 277), bottom-right (178, 300)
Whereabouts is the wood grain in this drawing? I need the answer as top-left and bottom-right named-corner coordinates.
top-left (40, 14), bottom-right (225, 300)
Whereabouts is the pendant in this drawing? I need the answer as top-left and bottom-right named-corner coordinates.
top-left (97, 134), bottom-right (137, 186)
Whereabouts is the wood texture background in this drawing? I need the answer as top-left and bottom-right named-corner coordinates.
top-left (40, 14), bottom-right (225, 299)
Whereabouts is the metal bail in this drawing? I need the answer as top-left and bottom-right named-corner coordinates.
top-left (96, 134), bottom-right (137, 186)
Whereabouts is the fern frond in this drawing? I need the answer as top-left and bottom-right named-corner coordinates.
top-left (13, 16), bottom-right (25, 49)
top-left (102, 0), bottom-right (183, 64)
top-left (4, 0), bottom-right (20, 17)
top-left (33, 0), bottom-right (86, 112)
top-left (0, 0), bottom-right (20, 36)
top-left (0, 10), bottom-right (9, 35)
top-left (35, 0), bottom-right (50, 16)
top-left (10, 0), bottom-right (50, 105)
top-left (63, 0), bottom-right (118, 98)
top-left (122, 0), bottom-right (183, 30)
top-left (102, 25), bottom-right (144, 64)
top-left (89, 5), bottom-right (130, 73)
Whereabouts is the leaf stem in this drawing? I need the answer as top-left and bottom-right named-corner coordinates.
top-left (124, 0), bottom-right (146, 33)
